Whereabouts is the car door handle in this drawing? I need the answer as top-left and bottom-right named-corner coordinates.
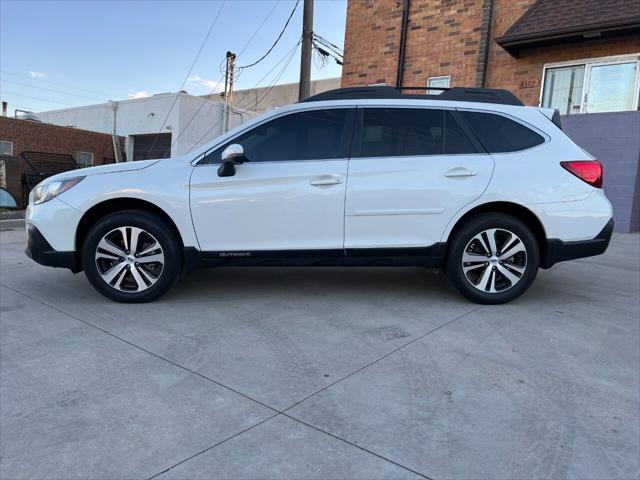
top-left (310, 175), bottom-right (343, 186)
top-left (445, 167), bottom-right (477, 178)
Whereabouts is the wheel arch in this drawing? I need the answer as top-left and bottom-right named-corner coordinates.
top-left (75, 198), bottom-right (185, 267)
top-left (445, 201), bottom-right (547, 261)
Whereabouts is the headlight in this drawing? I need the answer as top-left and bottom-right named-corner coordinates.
top-left (30, 177), bottom-right (85, 205)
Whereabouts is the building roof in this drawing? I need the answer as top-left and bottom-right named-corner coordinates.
top-left (0, 115), bottom-right (123, 138)
top-left (496, 0), bottom-right (640, 56)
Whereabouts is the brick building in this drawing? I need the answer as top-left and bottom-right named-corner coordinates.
top-left (342, 0), bottom-right (640, 112)
top-left (1, 116), bottom-right (123, 166)
top-left (0, 116), bottom-right (124, 208)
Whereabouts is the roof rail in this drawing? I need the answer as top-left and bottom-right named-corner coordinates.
top-left (299, 85), bottom-right (524, 106)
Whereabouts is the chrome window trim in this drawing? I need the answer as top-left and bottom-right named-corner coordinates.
top-left (195, 157), bottom-right (350, 166)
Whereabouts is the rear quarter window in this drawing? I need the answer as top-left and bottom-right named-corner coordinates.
top-left (460, 111), bottom-right (545, 153)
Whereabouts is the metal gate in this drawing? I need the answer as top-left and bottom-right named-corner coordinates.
top-left (132, 133), bottom-right (172, 161)
top-left (20, 151), bottom-right (79, 206)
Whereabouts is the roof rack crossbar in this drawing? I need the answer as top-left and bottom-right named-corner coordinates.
top-left (299, 85), bottom-right (524, 106)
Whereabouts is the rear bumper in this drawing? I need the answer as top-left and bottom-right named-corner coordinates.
top-left (25, 224), bottom-right (81, 273)
top-left (541, 218), bottom-right (613, 269)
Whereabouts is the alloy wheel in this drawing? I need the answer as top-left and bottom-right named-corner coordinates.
top-left (461, 228), bottom-right (528, 293)
top-left (94, 226), bottom-right (165, 292)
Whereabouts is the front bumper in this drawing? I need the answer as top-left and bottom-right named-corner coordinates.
top-left (541, 218), bottom-right (614, 269)
top-left (25, 224), bottom-right (81, 273)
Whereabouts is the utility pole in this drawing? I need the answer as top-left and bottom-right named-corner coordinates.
top-left (224, 51), bottom-right (236, 133)
top-left (298, 0), bottom-right (314, 100)
top-left (108, 100), bottom-right (122, 163)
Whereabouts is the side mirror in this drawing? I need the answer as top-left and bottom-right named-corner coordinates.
top-left (218, 144), bottom-right (247, 177)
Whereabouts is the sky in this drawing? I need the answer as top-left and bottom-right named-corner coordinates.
top-left (0, 0), bottom-right (347, 115)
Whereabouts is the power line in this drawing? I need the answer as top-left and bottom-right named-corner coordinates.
top-left (3, 103), bottom-right (39, 113)
top-left (312, 32), bottom-right (343, 67)
top-left (0, 91), bottom-right (79, 107)
top-left (236, 0), bottom-right (300, 70)
top-left (313, 33), bottom-right (343, 54)
top-left (313, 43), bottom-right (343, 66)
top-left (239, 39), bottom-right (302, 107)
top-left (186, 39), bottom-right (301, 153)
top-left (163, 0), bottom-right (288, 154)
top-left (0, 70), bottom-right (119, 98)
top-left (218, 0), bottom-right (284, 80)
top-left (248, 41), bottom-right (301, 111)
top-left (313, 35), bottom-right (343, 58)
top-left (175, 6), bottom-right (360, 154)
top-left (188, 40), bottom-right (301, 152)
top-left (314, 42), bottom-right (343, 60)
top-left (234, 1), bottom-right (283, 61)
top-left (228, 40), bottom-right (301, 118)
top-left (144, 0), bottom-right (228, 160)
top-left (153, 5), bottom-right (364, 157)
top-left (0, 79), bottom-right (109, 102)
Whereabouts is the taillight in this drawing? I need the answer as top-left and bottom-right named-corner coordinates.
top-left (560, 160), bottom-right (603, 188)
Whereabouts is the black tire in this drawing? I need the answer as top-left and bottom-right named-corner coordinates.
top-left (81, 210), bottom-right (181, 303)
top-left (446, 213), bottom-right (540, 305)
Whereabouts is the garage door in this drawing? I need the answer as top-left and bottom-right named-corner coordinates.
top-left (132, 133), bottom-right (172, 161)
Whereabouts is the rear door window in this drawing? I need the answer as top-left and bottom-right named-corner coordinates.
top-left (355, 108), bottom-right (479, 158)
top-left (459, 111), bottom-right (545, 153)
top-left (358, 108), bottom-right (443, 157)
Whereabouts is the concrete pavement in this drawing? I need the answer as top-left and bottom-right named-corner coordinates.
top-left (1, 222), bottom-right (638, 479)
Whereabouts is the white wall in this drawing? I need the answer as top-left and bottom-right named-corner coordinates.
top-left (37, 93), bottom-right (256, 160)
top-left (202, 77), bottom-right (341, 114)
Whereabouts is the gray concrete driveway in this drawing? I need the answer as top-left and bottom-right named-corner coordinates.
top-left (1, 221), bottom-right (639, 480)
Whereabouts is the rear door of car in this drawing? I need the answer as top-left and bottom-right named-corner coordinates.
top-left (344, 106), bottom-right (494, 251)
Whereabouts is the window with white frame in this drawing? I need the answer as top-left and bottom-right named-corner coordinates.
top-left (0, 141), bottom-right (13, 156)
top-left (76, 151), bottom-right (93, 168)
top-left (427, 75), bottom-right (450, 94)
top-left (541, 55), bottom-right (640, 115)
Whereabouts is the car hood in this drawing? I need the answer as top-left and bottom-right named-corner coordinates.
top-left (49, 159), bottom-right (160, 181)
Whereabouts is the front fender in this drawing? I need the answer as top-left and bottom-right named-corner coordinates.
top-left (58, 161), bottom-right (199, 249)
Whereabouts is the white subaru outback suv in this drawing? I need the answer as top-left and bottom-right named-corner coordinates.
top-left (25, 86), bottom-right (613, 304)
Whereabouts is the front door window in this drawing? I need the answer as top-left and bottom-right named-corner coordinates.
top-left (203, 109), bottom-right (349, 163)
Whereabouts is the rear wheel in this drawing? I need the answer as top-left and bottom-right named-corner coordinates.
top-left (81, 210), bottom-right (181, 302)
top-left (446, 213), bottom-right (539, 304)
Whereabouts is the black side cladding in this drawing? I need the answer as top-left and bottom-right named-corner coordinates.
top-left (541, 219), bottom-right (613, 269)
top-left (182, 244), bottom-right (447, 269)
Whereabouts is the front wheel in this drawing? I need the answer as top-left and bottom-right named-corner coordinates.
top-left (446, 213), bottom-right (540, 304)
top-left (81, 210), bottom-right (181, 303)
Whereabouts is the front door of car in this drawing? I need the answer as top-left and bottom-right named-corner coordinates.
top-left (345, 107), bottom-right (494, 250)
top-left (190, 108), bottom-right (355, 253)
